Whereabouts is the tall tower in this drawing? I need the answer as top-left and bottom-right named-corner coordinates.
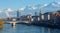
top-left (16, 10), bottom-right (21, 20)
top-left (35, 12), bottom-right (38, 16)
top-left (17, 10), bottom-right (20, 17)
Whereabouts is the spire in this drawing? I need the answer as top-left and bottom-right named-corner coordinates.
top-left (39, 9), bottom-right (42, 15)
top-left (39, 9), bottom-right (42, 21)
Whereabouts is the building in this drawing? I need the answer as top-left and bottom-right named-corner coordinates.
top-left (32, 16), bottom-right (39, 21)
top-left (17, 10), bottom-right (20, 17)
top-left (44, 12), bottom-right (55, 22)
top-left (39, 10), bottom-right (42, 21)
top-left (52, 10), bottom-right (60, 25)
top-left (16, 10), bottom-right (21, 20)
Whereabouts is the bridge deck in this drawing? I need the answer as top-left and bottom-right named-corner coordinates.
top-left (4, 21), bottom-right (31, 24)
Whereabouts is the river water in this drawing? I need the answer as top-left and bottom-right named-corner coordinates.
top-left (0, 24), bottom-right (60, 33)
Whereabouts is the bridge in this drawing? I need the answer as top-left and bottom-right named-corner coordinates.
top-left (3, 21), bottom-right (31, 26)
top-left (4, 21), bottom-right (31, 24)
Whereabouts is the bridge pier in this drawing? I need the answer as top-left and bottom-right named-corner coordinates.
top-left (11, 19), bottom-right (16, 27)
top-left (11, 22), bottom-right (16, 27)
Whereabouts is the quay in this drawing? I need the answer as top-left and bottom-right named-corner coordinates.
top-left (3, 20), bottom-right (60, 29)
top-left (2, 10), bottom-right (60, 29)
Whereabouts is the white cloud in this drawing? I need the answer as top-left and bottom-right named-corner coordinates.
top-left (40, 4), bottom-right (48, 9)
top-left (52, 2), bottom-right (60, 7)
top-left (0, 10), bottom-right (2, 13)
top-left (19, 7), bottom-right (25, 11)
top-left (6, 8), bottom-right (13, 12)
top-left (57, 2), bottom-right (60, 4)
top-left (31, 6), bottom-right (37, 10)
top-left (5, 8), bottom-right (13, 17)
top-left (29, 6), bottom-right (37, 10)
top-left (44, 4), bottom-right (48, 6)
top-left (52, 3), bottom-right (55, 5)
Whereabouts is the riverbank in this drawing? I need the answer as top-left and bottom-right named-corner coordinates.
top-left (31, 21), bottom-right (60, 29)
top-left (3, 21), bottom-right (60, 29)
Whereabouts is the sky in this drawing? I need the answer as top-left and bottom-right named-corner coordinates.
top-left (0, 0), bottom-right (60, 18)
top-left (0, 0), bottom-right (60, 9)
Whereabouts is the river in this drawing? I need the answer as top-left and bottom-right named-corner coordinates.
top-left (0, 24), bottom-right (60, 33)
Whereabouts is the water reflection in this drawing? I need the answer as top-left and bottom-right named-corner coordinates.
top-left (42, 27), bottom-right (44, 33)
top-left (48, 28), bottom-right (50, 33)
top-left (0, 24), bottom-right (60, 33)
top-left (12, 25), bottom-right (16, 29)
top-left (0, 28), bottom-right (3, 33)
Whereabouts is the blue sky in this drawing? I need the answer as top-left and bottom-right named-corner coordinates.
top-left (0, 0), bottom-right (60, 18)
top-left (0, 0), bottom-right (60, 9)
